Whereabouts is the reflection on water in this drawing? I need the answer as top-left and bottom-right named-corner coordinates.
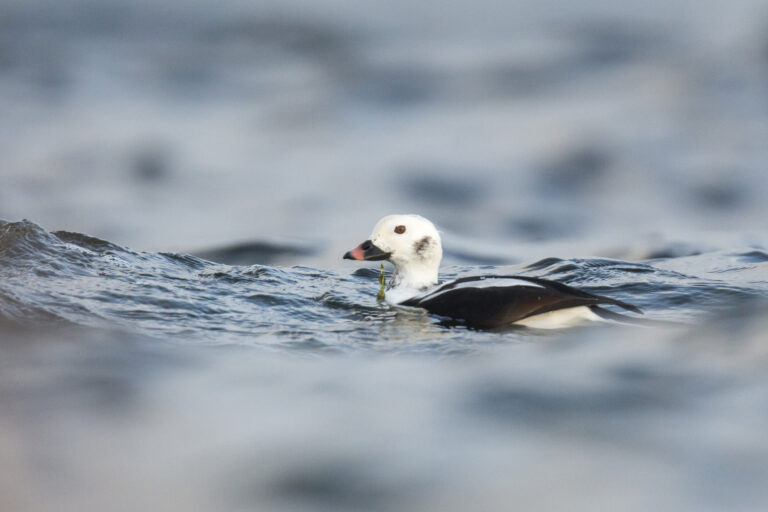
top-left (2, 0), bottom-right (768, 510)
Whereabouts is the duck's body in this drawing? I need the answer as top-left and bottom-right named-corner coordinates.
top-left (344, 215), bottom-right (642, 329)
top-left (399, 275), bottom-right (640, 329)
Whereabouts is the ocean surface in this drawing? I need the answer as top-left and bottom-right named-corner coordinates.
top-left (2, 1), bottom-right (768, 511)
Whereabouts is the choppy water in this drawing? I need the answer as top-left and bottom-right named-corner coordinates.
top-left (2, 219), bottom-right (768, 511)
top-left (2, 218), bottom-right (766, 348)
top-left (3, 0), bottom-right (768, 510)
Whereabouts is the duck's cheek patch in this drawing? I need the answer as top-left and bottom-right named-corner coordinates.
top-left (414, 236), bottom-right (433, 259)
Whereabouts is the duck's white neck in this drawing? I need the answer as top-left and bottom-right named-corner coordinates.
top-left (385, 260), bottom-right (439, 305)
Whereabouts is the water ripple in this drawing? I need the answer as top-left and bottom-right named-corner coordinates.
top-left (1, 220), bottom-right (766, 352)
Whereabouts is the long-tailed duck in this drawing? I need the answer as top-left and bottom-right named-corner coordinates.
top-left (343, 214), bottom-right (642, 329)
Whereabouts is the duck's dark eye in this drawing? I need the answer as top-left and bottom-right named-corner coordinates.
top-left (394, 225), bottom-right (406, 234)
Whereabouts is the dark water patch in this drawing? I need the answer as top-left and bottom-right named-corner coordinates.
top-left (153, 49), bottom-right (217, 94)
top-left (200, 17), bottom-right (349, 57)
top-left (396, 169), bottom-right (486, 207)
top-left (537, 145), bottom-right (612, 195)
top-left (469, 378), bottom-right (679, 422)
top-left (128, 143), bottom-right (173, 184)
top-left (735, 250), bottom-right (768, 263)
top-left (567, 21), bottom-right (667, 67)
top-left (641, 243), bottom-right (704, 260)
top-left (195, 240), bottom-right (317, 266)
top-left (348, 64), bottom-right (443, 106)
top-left (486, 59), bottom-right (580, 97)
top-left (691, 179), bottom-right (748, 211)
top-left (611, 362), bottom-right (661, 383)
top-left (231, 451), bottom-right (422, 512)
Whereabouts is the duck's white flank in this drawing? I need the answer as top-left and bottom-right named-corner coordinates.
top-left (513, 306), bottom-right (603, 329)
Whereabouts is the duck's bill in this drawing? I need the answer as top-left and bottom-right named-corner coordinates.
top-left (343, 240), bottom-right (390, 261)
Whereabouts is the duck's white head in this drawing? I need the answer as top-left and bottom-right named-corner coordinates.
top-left (343, 214), bottom-right (442, 302)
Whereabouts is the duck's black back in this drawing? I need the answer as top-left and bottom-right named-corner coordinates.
top-left (400, 275), bottom-right (641, 329)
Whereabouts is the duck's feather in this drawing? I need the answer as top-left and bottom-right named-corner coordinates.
top-left (399, 275), bottom-right (642, 329)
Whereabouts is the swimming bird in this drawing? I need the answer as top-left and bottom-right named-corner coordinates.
top-left (343, 214), bottom-right (642, 329)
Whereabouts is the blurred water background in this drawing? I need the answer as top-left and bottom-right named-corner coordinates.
top-left (1, 0), bottom-right (768, 510)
